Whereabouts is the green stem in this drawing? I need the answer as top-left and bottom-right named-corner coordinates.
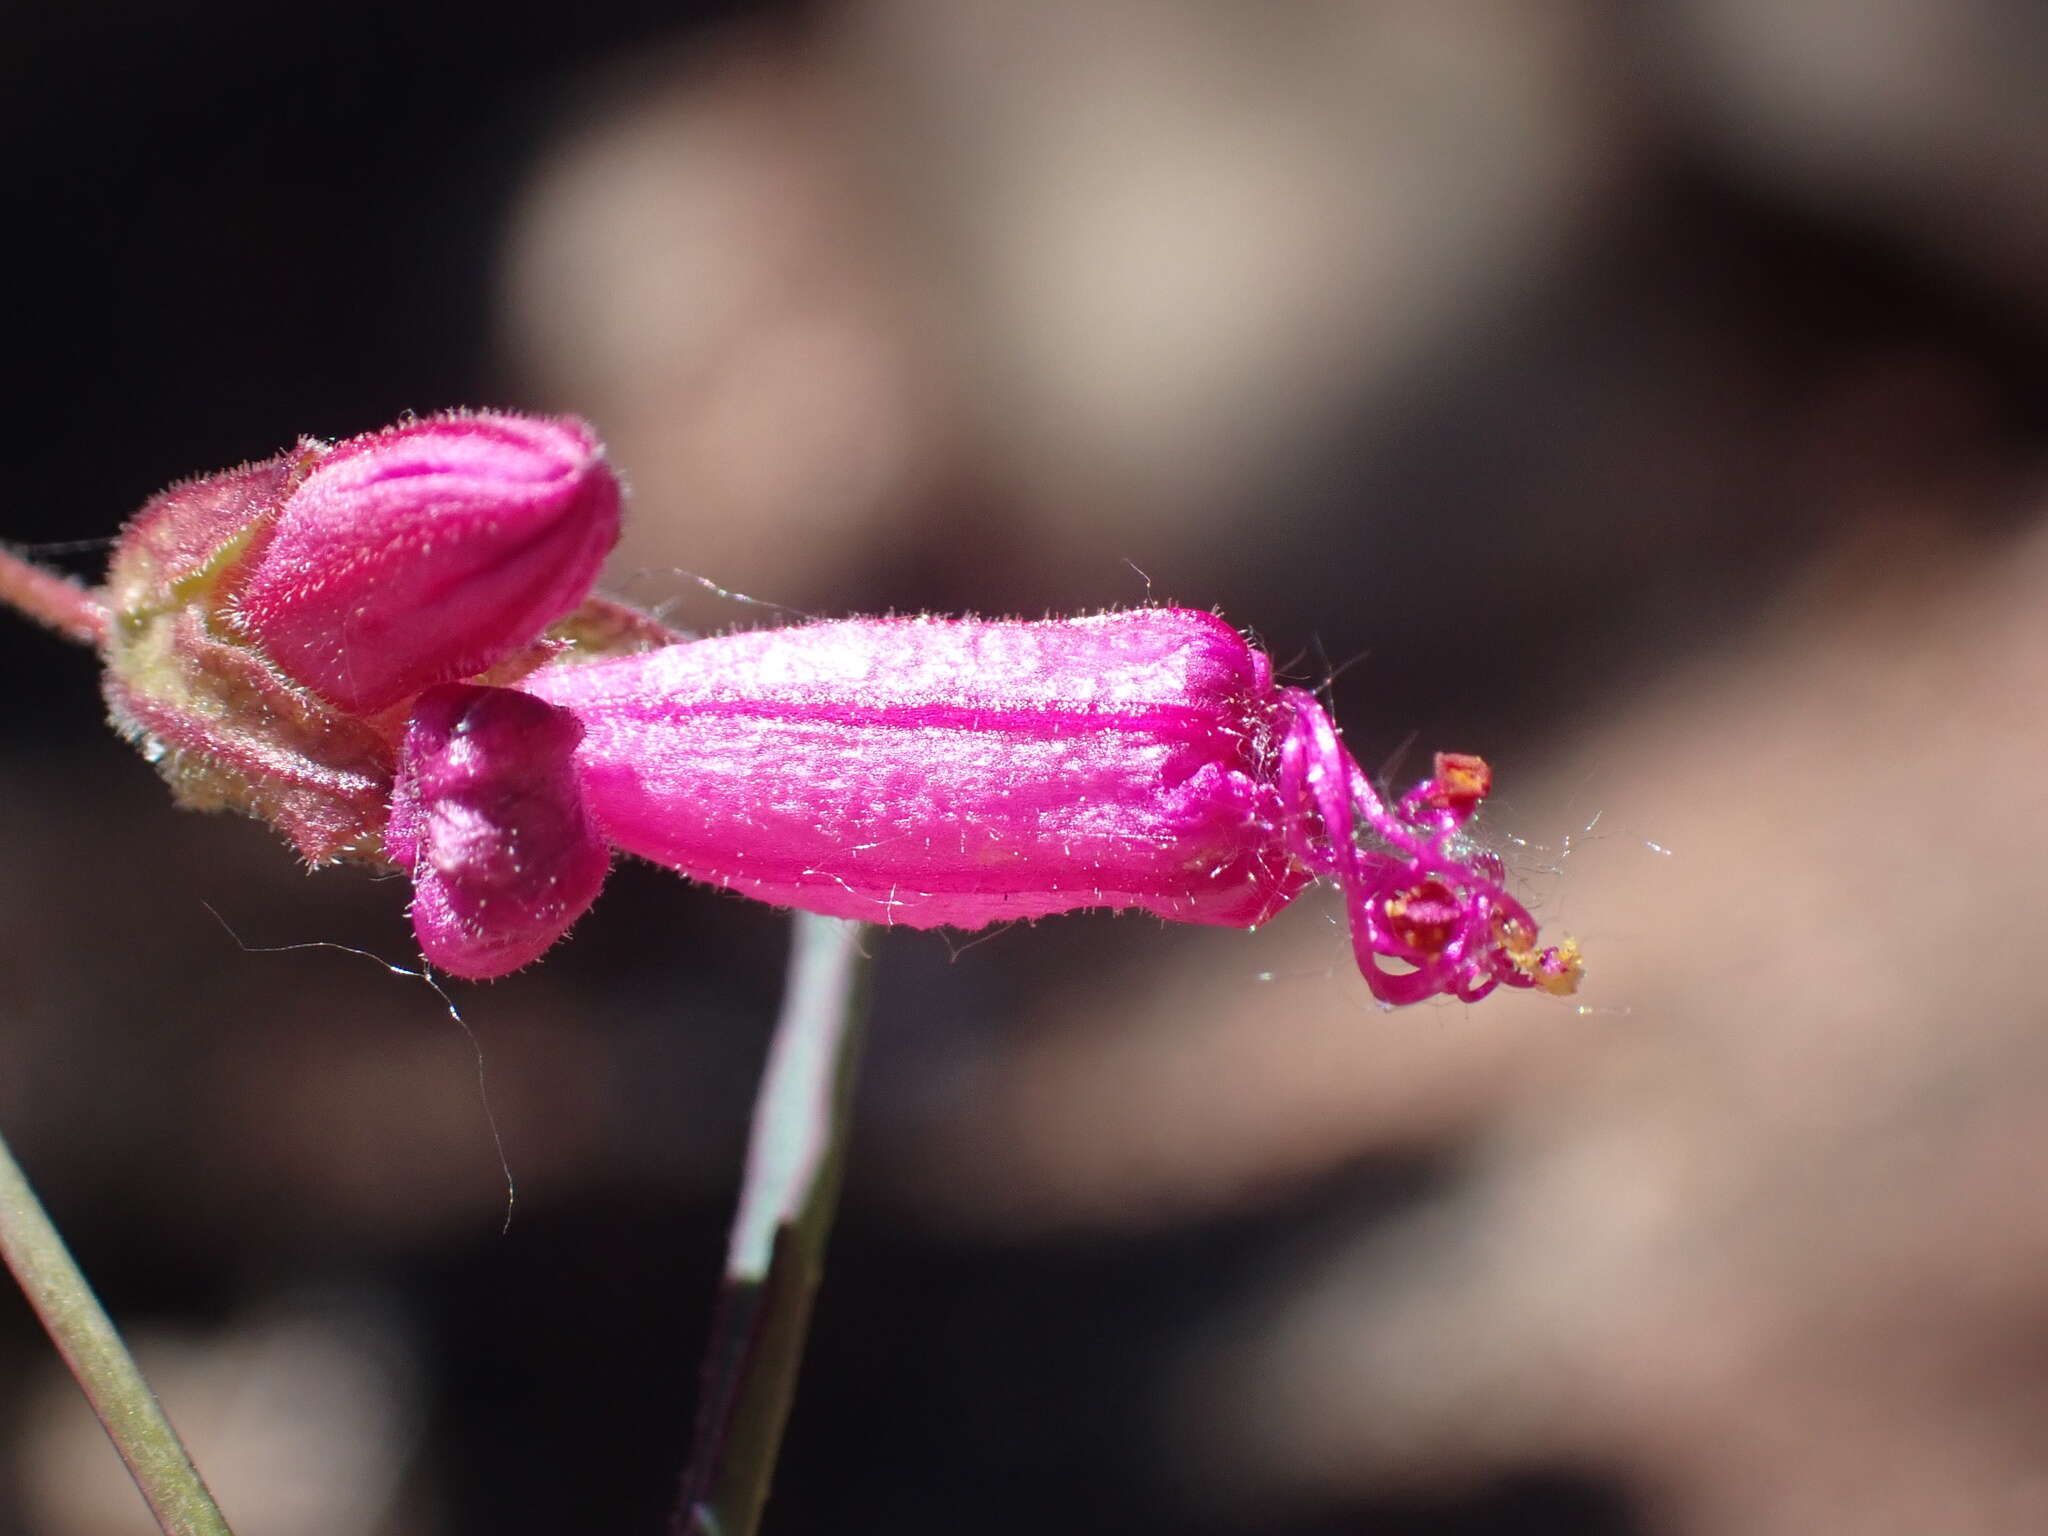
top-left (0, 1121), bottom-right (234, 1536)
top-left (672, 914), bottom-right (874, 1536)
top-left (0, 545), bottom-right (107, 646)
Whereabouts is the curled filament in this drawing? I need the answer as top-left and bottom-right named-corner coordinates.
top-left (1276, 690), bottom-right (1580, 1006)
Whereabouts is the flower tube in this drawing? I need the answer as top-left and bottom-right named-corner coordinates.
top-left (524, 609), bottom-right (1579, 1005)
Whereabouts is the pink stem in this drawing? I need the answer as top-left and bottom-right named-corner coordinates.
top-left (0, 546), bottom-right (107, 647)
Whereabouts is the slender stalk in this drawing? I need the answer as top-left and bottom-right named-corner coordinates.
top-left (0, 1121), bottom-right (233, 1536)
top-left (0, 545), bottom-right (108, 646)
top-left (672, 914), bottom-right (874, 1536)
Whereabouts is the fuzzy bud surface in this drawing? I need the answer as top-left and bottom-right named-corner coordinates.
top-left (235, 413), bottom-right (620, 712)
top-left (95, 410), bottom-right (656, 945)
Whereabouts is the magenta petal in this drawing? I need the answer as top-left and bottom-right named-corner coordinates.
top-left (388, 684), bottom-right (610, 979)
top-left (236, 412), bottom-right (620, 712)
top-left (524, 610), bottom-right (1311, 929)
top-left (524, 608), bottom-right (1576, 1006)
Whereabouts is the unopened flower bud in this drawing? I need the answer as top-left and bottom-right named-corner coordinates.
top-left (97, 411), bottom-right (646, 869)
top-left (235, 412), bottom-right (621, 713)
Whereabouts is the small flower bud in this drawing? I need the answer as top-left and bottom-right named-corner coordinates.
top-left (235, 412), bottom-right (621, 713)
top-left (387, 684), bottom-right (610, 977)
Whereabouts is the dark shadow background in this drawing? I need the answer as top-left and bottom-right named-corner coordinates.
top-left (5, 3), bottom-right (2047, 1533)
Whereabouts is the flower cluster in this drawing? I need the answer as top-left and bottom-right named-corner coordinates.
top-left (72, 411), bottom-right (1578, 1003)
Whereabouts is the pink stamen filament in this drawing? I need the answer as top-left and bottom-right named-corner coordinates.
top-left (1276, 687), bottom-right (1538, 1006)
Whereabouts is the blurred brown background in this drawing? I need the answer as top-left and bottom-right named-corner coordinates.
top-left (5, 2), bottom-right (2048, 1532)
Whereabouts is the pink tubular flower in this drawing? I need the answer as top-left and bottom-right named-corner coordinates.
top-left (44, 408), bottom-right (1579, 1001)
top-left (524, 610), bottom-right (1579, 1005)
